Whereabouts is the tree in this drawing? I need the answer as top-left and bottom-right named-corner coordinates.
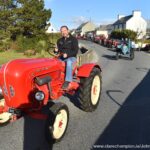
top-left (13, 0), bottom-right (51, 37)
top-left (0, 0), bottom-right (16, 38)
top-left (0, 0), bottom-right (17, 50)
top-left (0, 0), bottom-right (51, 39)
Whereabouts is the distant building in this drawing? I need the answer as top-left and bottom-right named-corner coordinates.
top-left (146, 20), bottom-right (150, 37)
top-left (95, 24), bottom-right (113, 38)
top-left (75, 21), bottom-right (96, 36)
top-left (46, 23), bottom-right (58, 33)
top-left (113, 10), bottom-right (147, 39)
top-left (70, 29), bottom-right (76, 35)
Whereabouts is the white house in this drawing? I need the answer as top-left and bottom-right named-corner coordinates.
top-left (113, 10), bottom-right (147, 39)
top-left (146, 20), bottom-right (150, 38)
top-left (75, 21), bottom-right (96, 36)
top-left (46, 23), bottom-right (58, 33)
top-left (95, 24), bottom-right (113, 38)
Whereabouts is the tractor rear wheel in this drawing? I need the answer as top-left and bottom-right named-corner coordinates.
top-left (45, 102), bottom-right (69, 143)
top-left (78, 67), bottom-right (102, 112)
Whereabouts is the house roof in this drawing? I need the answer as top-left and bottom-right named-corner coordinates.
top-left (97, 24), bottom-right (113, 31)
top-left (76, 22), bottom-right (89, 30)
top-left (113, 15), bottom-right (132, 25)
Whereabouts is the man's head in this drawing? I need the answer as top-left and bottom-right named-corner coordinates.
top-left (60, 26), bottom-right (69, 38)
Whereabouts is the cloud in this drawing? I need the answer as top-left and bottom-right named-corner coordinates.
top-left (71, 17), bottom-right (115, 28)
top-left (59, 16), bottom-right (116, 29)
top-left (71, 16), bottom-right (89, 25)
top-left (95, 18), bottom-right (115, 26)
top-left (61, 16), bottom-right (89, 28)
top-left (60, 16), bottom-right (88, 25)
top-left (59, 16), bottom-right (89, 29)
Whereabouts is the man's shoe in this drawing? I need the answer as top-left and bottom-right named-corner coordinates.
top-left (62, 81), bottom-right (70, 90)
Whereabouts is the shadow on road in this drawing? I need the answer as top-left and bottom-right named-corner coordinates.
top-left (23, 107), bottom-right (53, 150)
top-left (136, 67), bottom-right (150, 73)
top-left (65, 92), bottom-right (82, 110)
top-left (102, 54), bottom-right (116, 60)
top-left (106, 90), bottom-right (124, 107)
top-left (93, 70), bottom-right (150, 147)
top-left (102, 54), bottom-right (134, 61)
top-left (107, 48), bottom-right (116, 52)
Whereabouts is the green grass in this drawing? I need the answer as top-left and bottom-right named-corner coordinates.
top-left (144, 39), bottom-right (150, 44)
top-left (0, 51), bottom-right (26, 64)
top-left (136, 39), bottom-right (150, 44)
top-left (0, 50), bottom-right (52, 65)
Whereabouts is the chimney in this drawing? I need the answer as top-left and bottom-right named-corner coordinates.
top-left (118, 15), bottom-right (125, 20)
top-left (132, 10), bottom-right (141, 17)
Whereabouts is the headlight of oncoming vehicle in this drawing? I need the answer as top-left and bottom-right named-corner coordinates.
top-left (35, 91), bottom-right (45, 101)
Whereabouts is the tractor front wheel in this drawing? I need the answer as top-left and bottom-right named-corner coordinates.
top-left (78, 67), bottom-right (102, 112)
top-left (0, 99), bottom-right (12, 124)
top-left (45, 102), bottom-right (69, 143)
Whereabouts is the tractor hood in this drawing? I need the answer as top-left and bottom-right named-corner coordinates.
top-left (0, 58), bottom-right (62, 108)
top-left (3, 58), bottom-right (59, 73)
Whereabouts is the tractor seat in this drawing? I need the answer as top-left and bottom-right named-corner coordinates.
top-left (78, 44), bottom-right (88, 54)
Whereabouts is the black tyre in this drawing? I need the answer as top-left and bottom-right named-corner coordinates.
top-left (130, 48), bottom-right (134, 60)
top-left (78, 67), bottom-right (102, 112)
top-left (116, 52), bottom-right (119, 60)
top-left (45, 102), bottom-right (69, 143)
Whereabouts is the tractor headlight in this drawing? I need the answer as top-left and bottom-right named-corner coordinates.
top-left (35, 91), bottom-right (45, 101)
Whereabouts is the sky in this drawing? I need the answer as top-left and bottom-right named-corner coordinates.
top-left (44, 0), bottom-right (150, 30)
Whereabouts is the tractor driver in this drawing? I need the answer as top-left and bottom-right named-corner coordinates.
top-left (54, 25), bottom-right (79, 90)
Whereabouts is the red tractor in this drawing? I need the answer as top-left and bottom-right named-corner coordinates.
top-left (0, 51), bottom-right (102, 143)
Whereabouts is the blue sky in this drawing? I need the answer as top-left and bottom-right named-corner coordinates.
top-left (44, 0), bottom-right (150, 30)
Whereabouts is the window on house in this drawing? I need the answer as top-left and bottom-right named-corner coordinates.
top-left (123, 24), bottom-right (125, 28)
top-left (119, 24), bottom-right (122, 29)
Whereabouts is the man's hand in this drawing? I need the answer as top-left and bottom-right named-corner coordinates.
top-left (63, 53), bottom-right (67, 58)
top-left (54, 47), bottom-right (58, 52)
top-left (54, 46), bottom-right (59, 55)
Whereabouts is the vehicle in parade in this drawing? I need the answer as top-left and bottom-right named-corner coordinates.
top-left (115, 39), bottom-right (135, 60)
top-left (0, 47), bottom-right (102, 143)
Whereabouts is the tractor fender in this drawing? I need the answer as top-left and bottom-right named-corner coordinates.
top-left (77, 63), bottom-right (101, 78)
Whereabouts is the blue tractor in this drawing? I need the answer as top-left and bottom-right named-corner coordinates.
top-left (116, 39), bottom-right (134, 60)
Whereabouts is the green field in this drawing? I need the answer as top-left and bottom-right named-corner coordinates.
top-left (0, 50), bottom-right (52, 65)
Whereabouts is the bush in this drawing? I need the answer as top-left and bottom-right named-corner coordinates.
top-left (16, 34), bottom-right (51, 55)
top-left (0, 30), bottom-right (12, 52)
top-left (0, 32), bottom-right (61, 56)
top-left (0, 38), bottom-right (12, 52)
top-left (17, 35), bottom-right (37, 52)
top-left (47, 33), bottom-right (61, 45)
top-left (143, 39), bottom-right (150, 44)
top-left (110, 29), bottom-right (137, 41)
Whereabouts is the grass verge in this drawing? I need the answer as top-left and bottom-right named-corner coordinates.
top-left (0, 50), bottom-right (52, 65)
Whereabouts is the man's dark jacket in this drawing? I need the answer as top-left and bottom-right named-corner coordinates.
top-left (57, 34), bottom-right (79, 58)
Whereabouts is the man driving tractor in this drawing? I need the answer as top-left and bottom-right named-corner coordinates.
top-left (54, 25), bottom-right (79, 89)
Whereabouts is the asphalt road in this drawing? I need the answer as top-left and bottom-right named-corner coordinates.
top-left (0, 40), bottom-right (150, 150)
